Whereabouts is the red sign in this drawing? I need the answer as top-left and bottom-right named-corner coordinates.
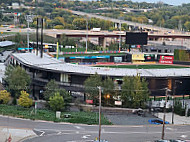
top-left (147, 56), bottom-right (151, 60)
top-left (160, 56), bottom-right (174, 60)
top-left (86, 100), bottom-right (93, 104)
top-left (159, 60), bottom-right (173, 64)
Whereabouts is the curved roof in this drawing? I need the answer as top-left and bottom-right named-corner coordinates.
top-left (11, 53), bottom-right (190, 77)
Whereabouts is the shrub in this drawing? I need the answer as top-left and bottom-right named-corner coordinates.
top-left (0, 90), bottom-right (11, 104)
top-left (49, 92), bottom-right (65, 111)
top-left (174, 100), bottom-right (185, 116)
top-left (18, 91), bottom-right (33, 108)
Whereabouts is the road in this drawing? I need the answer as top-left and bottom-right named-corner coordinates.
top-left (68, 9), bottom-right (182, 34)
top-left (0, 115), bottom-right (190, 142)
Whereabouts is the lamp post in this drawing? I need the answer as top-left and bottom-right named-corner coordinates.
top-left (161, 88), bottom-right (170, 140)
top-left (97, 86), bottom-right (102, 142)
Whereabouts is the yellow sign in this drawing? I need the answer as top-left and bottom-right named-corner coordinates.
top-left (132, 54), bottom-right (144, 61)
top-left (45, 45), bottom-right (48, 49)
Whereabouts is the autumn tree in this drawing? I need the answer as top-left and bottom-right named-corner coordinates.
top-left (18, 91), bottom-right (33, 108)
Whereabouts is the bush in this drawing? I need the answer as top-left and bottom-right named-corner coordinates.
top-left (174, 100), bottom-right (185, 116)
top-left (18, 91), bottom-right (33, 108)
top-left (0, 90), bottom-right (11, 104)
top-left (49, 92), bottom-right (65, 111)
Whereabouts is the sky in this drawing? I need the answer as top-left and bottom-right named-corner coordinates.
top-left (132, 0), bottom-right (189, 6)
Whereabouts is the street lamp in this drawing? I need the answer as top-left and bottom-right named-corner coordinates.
top-left (97, 86), bottom-right (102, 142)
top-left (161, 88), bottom-right (171, 140)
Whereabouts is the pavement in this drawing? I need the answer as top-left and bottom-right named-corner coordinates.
top-left (0, 126), bottom-right (35, 142)
top-left (156, 112), bottom-right (190, 125)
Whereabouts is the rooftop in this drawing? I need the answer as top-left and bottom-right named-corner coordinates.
top-left (11, 52), bottom-right (190, 77)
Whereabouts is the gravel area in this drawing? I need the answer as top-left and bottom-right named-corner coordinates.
top-left (105, 113), bottom-right (159, 125)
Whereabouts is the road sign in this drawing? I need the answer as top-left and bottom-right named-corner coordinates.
top-left (25, 15), bottom-right (36, 23)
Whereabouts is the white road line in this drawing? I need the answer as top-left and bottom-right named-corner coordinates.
top-left (180, 135), bottom-right (188, 138)
top-left (82, 135), bottom-right (91, 139)
top-left (33, 129), bottom-right (45, 136)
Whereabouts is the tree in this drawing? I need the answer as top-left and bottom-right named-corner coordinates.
top-left (184, 21), bottom-right (190, 31)
top-left (49, 92), bottom-right (65, 111)
top-left (18, 91), bottom-right (33, 108)
top-left (121, 75), bottom-right (149, 108)
top-left (43, 80), bottom-right (71, 105)
top-left (43, 79), bottom-right (59, 101)
top-left (102, 77), bottom-right (115, 106)
top-left (4, 66), bottom-right (31, 98)
top-left (84, 73), bottom-right (102, 104)
top-left (0, 90), bottom-right (11, 104)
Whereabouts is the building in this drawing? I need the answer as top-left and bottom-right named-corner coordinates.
top-left (6, 52), bottom-right (190, 100)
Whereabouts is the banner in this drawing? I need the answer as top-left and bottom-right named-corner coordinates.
top-left (132, 54), bottom-right (144, 61)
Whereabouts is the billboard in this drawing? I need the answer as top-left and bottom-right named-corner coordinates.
top-left (126, 32), bottom-right (148, 45)
top-left (160, 56), bottom-right (174, 60)
top-left (159, 55), bottom-right (174, 64)
top-left (132, 54), bottom-right (145, 61)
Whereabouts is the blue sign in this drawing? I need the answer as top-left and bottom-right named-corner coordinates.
top-left (18, 48), bottom-right (33, 50)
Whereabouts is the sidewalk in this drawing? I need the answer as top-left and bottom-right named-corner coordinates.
top-left (0, 127), bottom-right (35, 142)
top-left (155, 112), bottom-right (190, 125)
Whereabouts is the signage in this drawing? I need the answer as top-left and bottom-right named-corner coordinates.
top-left (115, 101), bottom-right (122, 106)
top-left (86, 100), bottom-right (93, 104)
top-left (159, 60), bottom-right (173, 64)
top-left (159, 55), bottom-right (174, 64)
top-left (45, 45), bottom-right (49, 49)
top-left (160, 56), bottom-right (174, 60)
top-left (132, 54), bottom-right (144, 61)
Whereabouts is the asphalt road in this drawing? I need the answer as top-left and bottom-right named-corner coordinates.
top-left (0, 115), bottom-right (190, 142)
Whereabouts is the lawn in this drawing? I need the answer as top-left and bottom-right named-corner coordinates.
top-left (58, 53), bottom-right (126, 57)
top-left (0, 104), bottom-right (112, 125)
top-left (94, 64), bottom-right (189, 69)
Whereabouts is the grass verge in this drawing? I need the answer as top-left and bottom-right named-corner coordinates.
top-left (0, 104), bottom-right (112, 125)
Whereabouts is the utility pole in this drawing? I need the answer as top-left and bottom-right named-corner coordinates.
top-left (41, 18), bottom-right (43, 58)
top-left (36, 18), bottom-right (39, 56)
top-left (97, 86), bottom-right (102, 142)
top-left (86, 17), bottom-right (88, 53)
top-left (161, 88), bottom-right (168, 140)
top-left (119, 20), bottom-right (121, 52)
top-left (25, 15), bottom-right (35, 51)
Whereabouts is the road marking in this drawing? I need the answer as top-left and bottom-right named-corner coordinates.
top-left (82, 135), bottom-right (91, 139)
top-left (33, 129), bottom-right (45, 136)
top-left (74, 126), bottom-right (84, 130)
top-left (180, 135), bottom-right (187, 138)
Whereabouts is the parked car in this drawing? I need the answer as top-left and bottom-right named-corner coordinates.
top-left (148, 119), bottom-right (169, 125)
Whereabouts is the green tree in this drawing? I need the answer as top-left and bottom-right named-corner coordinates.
top-left (18, 91), bottom-right (33, 108)
top-left (184, 21), bottom-right (190, 31)
top-left (43, 79), bottom-right (59, 101)
top-left (43, 80), bottom-right (71, 105)
top-left (102, 77), bottom-right (114, 106)
top-left (4, 66), bottom-right (31, 98)
top-left (121, 75), bottom-right (149, 108)
top-left (84, 73), bottom-right (102, 104)
top-left (49, 92), bottom-right (65, 111)
top-left (0, 90), bottom-right (11, 104)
